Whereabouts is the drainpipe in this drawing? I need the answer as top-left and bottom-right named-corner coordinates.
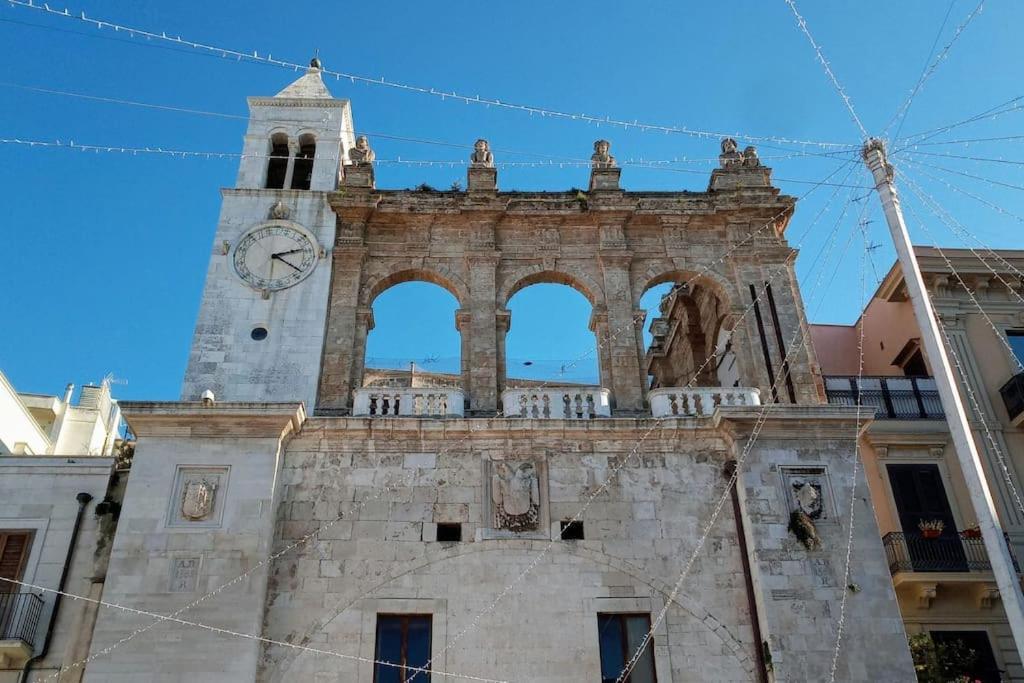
top-left (19, 492), bottom-right (93, 683)
top-left (724, 461), bottom-right (770, 683)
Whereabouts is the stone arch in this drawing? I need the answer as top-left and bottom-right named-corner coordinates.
top-left (263, 541), bottom-right (755, 681)
top-left (633, 264), bottom-right (735, 311)
top-left (361, 266), bottom-right (469, 308)
top-left (499, 265), bottom-right (604, 308)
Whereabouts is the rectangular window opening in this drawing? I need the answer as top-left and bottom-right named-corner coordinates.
top-left (0, 531), bottom-right (33, 592)
top-left (435, 523), bottom-right (461, 543)
top-left (374, 614), bottom-right (432, 683)
top-left (1008, 330), bottom-right (1024, 369)
top-left (560, 520), bottom-right (585, 540)
top-left (597, 613), bottom-right (657, 683)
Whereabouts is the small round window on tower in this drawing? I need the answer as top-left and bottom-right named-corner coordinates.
top-left (251, 326), bottom-right (269, 341)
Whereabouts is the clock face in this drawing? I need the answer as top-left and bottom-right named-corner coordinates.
top-left (232, 222), bottom-right (318, 291)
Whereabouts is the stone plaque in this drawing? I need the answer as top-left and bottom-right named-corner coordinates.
top-left (167, 466), bottom-right (229, 528)
top-left (480, 456), bottom-right (549, 540)
top-left (779, 466), bottom-right (833, 522)
top-left (169, 556), bottom-right (201, 592)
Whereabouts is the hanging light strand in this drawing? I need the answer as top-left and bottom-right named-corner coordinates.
top-left (4, 0), bottom-right (853, 149)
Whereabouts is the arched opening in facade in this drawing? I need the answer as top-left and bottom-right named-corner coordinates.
top-left (502, 281), bottom-right (602, 417)
top-left (360, 280), bottom-right (462, 415)
top-left (265, 133), bottom-right (289, 189)
top-left (640, 276), bottom-right (736, 389)
top-left (290, 134), bottom-right (316, 190)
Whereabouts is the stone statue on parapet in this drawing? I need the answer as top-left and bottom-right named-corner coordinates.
top-left (470, 139), bottom-right (494, 168)
top-left (719, 138), bottom-right (743, 168)
top-left (742, 145), bottom-right (762, 168)
top-left (349, 135), bottom-right (375, 165)
top-left (591, 139), bottom-right (616, 168)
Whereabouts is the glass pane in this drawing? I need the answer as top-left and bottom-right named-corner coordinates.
top-left (375, 617), bottom-right (403, 683)
top-left (597, 614), bottom-right (626, 683)
top-left (1009, 332), bottom-right (1024, 367)
top-left (625, 616), bottom-right (656, 683)
top-left (406, 616), bottom-right (432, 682)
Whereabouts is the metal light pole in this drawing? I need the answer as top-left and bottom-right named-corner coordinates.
top-left (863, 138), bottom-right (1024, 659)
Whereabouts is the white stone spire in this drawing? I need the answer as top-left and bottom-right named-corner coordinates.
top-left (274, 58), bottom-right (333, 99)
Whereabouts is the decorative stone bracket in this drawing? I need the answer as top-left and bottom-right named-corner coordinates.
top-left (917, 582), bottom-right (938, 609)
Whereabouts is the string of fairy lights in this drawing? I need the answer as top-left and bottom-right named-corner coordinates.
top-left (4, 0), bottom-right (1024, 680)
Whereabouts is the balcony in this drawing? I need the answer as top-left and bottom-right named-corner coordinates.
top-left (500, 387), bottom-right (611, 419)
top-left (1000, 372), bottom-right (1024, 427)
top-left (824, 376), bottom-right (943, 419)
top-left (648, 387), bottom-right (761, 418)
top-left (0, 592), bottom-right (43, 667)
top-left (351, 388), bottom-right (465, 417)
top-left (883, 531), bottom-right (1019, 575)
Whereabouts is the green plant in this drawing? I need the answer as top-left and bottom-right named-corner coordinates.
top-left (908, 633), bottom-right (981, 683)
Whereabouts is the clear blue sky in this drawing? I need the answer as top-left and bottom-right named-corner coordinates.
top-left (2, 1), bottom-right (1022, 400)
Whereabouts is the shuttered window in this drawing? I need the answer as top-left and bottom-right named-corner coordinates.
top-left (0, 532), bottom-right (32, 592)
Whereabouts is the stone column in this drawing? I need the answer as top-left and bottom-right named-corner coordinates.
top-left (455, 308), bottom-right (472, 404)
top-left (589, 305), bottom-right (615, 403)
top-left (282, 139), bottom-right (299, 190)
top-left (349, 306), bottom-right (375, 397)
top-left (317, 243), bottom-right (367, 413)
top-left (496, 308), bottom-right (512, 400)
top-left (466, 253), bottom-right (501, 414)
top-left (632, 307), bottom-right (648, 391)
top-left (598, 252), bottom-right (646, 413)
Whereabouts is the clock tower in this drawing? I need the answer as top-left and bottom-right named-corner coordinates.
top-left (181, 59), bottom-right (355, 408)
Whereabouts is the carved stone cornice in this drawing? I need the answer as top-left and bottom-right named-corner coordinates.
top-left (120, 402), bottom-right (306, 439)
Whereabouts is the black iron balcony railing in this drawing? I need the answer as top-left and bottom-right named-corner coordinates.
top-left (1000, 371), bottom-right (1024, 425)
top-left (824, 376), bottom-right (944, 419)
top-left (0, 592), bottom-right (43, 645)
top-left (882, 531), bottom-right (1020, 574)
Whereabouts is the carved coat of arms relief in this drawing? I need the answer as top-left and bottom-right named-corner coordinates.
top-left (181, 479), bottom-right (218, 521)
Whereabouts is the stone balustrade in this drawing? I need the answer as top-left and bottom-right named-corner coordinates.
top-left (500, 387), bottom-right (612, 419)
top-left (352, 388), bottom-right (465, 417)
top-left (648, 387), bottom-right (761, 418)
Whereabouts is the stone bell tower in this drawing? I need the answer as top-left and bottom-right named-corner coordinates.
top-left (181, 59), bottom-right (356, 408)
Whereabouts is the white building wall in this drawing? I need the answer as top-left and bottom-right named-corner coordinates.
top-left (0, 457), bottom-right (113, 683)
top-left (0, 372), bottom-right (52, 455)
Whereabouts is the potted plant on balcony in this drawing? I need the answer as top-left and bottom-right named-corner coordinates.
top-left (961, 524), bottom-right (982, 539)
top-left (918, 519), bottom-right (945, 539)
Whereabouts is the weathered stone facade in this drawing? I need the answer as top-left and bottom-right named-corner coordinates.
top-left (78, 65), bottom-right (919, 682)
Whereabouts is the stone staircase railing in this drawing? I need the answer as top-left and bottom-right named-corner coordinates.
top-left (648, 387), bottom-right (761, 418)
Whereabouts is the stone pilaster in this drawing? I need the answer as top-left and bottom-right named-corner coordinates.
top-left (496, 308), bottom-right (512, 398)
top-left (466, 252), bottom-right (501, 414)
top-left (598, 251), bottom-right (646, 413)
top-left (317, 243), bottom-right (367, 413)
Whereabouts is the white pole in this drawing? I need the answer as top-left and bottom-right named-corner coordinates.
top-left (863, 138), bottom-right (1024, 659)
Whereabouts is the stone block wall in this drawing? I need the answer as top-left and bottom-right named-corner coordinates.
top-left (181, 191), bottom-right (336, 408)
top-left (84, 403), bottom-right (302, 683)
top-left (734, 406), bottom-right (916, 681)
top-left (257, 418), bottom-right (757, 682)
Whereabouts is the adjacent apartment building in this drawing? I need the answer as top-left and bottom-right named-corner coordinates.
top-left (812, 247), bottom-right (1024, 682)
top-left (0, 373), bottom-right (125, 683)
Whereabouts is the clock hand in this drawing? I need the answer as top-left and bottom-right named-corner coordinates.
top-left (271, 248), bottom-right (304, 257)
top-left (271, 253), bottom-right (302, 273)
